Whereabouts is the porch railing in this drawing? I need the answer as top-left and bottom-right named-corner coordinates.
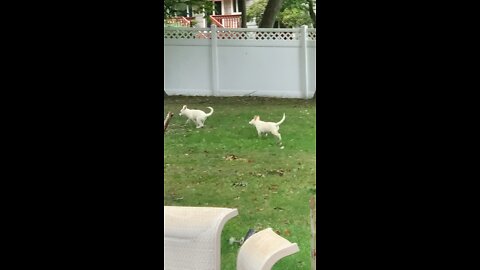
top-left (210, 15), bottom-right (241, 28)
top-left (165, 16), bottom-right (195, 27)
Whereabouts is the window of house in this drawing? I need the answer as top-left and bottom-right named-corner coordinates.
top-left (178, 4), bottom-right (193, 17)
top-left (233, 0), bottom-right (239, 13)
top-left (214, 1), bottom-right (222, 15)
top-left (206, 0), bottom-right (223, 27)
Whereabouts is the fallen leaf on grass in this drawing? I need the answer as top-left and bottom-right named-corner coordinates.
top-left (225, 154), bottom-right (238, 160)
top-left (268, 184), bottom-right (279, 191)
top-left (232, 181), bottom-right (248, 187)
top-left (267, 169), bottom-right (285, 176)
top-left (251, 172), bottom-right (265, 177)
top-left (225, 154), bottom-right (250, 162)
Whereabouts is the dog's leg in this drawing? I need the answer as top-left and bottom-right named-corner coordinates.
top-left (272, 131), bottom-right (282, 141)
top-left (185, 118), bottom-right (191, 125)
top-left (195, 118), bottom-right (203, 128)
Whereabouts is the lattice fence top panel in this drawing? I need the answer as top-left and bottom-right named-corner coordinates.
top-left (216, 29), bottom-right (300, 40)
top-left (307, 29), bottom-right (316, 41)
top-left (164, 27), bottom-right (316, 41)
top-left (163, 28), bottom-right (212, 40)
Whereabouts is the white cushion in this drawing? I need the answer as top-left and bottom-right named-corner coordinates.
top-left (164, 206), bottom-right (238, 270)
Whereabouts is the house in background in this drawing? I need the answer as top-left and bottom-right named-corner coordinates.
top-left (166, 0), bottom-right (256, 28)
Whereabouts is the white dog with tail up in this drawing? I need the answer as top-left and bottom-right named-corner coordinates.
top-left (248, 113), bottom-right (285, 141)
top-left (179, 105), bottom-right (214, 128)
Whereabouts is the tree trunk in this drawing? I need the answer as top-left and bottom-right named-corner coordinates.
top-left (239, 0), bottom-right (247, 28)
top-left (307, 0), bottom-right (316, 28)
top-left (258, 0), bottom-right (284, 28)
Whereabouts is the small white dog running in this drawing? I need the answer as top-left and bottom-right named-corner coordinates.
top-left (249, 113), bottom-right (286, 141)
top-left (179, 105), bottom-right (214, 128)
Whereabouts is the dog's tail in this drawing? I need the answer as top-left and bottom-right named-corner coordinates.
top-left (276, 113), bottom-right (286, 126)
top-left (205, 107), bottom-right (214, 117)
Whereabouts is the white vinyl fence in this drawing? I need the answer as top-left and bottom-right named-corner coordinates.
top-left (164, 25), bottom-right (316, 99)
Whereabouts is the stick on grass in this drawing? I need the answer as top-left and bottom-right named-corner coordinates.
top-left (164, 112), bottom-right (174, 134)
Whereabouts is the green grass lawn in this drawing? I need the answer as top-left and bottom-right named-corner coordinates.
top-left (164, 96), bottom-right (316, 270)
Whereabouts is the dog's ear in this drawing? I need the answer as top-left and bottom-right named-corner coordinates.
top-left (182, 105), bottom-right (187, 110)
top-left (255, 115), bottom-right (260, 120)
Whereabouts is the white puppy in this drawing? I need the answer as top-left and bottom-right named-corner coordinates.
top-left (179, 105), bottom-right (214, 128)
top-left (248, 113), bottom-right (285, 141)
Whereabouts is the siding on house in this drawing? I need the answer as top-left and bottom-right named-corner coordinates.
top-left (223, 1), bottom-right (233, 14)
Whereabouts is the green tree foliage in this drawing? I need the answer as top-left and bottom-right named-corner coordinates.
top-left (246, 0), bottom-right (268, 25)
top-left (280, 0), bottom-right (313, 27)
top-left (279, 7), bottom-right (312, 27)
top-left (306, 0), bottom-right (316, 27)
top-left (247, 0), bottom-right (314, 28)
